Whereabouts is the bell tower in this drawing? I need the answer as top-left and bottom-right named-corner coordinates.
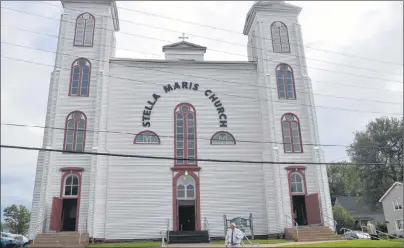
top-left (243, 1), bottom-right (334, 232)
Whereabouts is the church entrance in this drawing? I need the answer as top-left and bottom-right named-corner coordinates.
top-left (178, 200), bottom-right (196, 231)
top-left (61, 199), bottom-right (77, 231)
top-left (292, 195), bottom-right (307, 225)
top-left (173, 172), bottom-right (201, 231)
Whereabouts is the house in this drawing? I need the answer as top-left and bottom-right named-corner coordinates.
top-left (379, 182), bottom-right (403, 236)
top-left (27, 0), bottom-right (335, 241)
top-left (334, 196), bottom-right (385, 229)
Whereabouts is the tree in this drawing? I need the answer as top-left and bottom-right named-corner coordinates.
top-left (327, 162), bottom-right (361, 197)
top-left (347, 117), bottom-right (403, 208)
top-left (333, 206), bottom-right (355, 234)
top-left (3, 204), bottom-right (30, 235)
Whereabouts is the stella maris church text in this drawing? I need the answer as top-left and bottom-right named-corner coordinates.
top-left (28, 0), bottom-right (334, 242)
top-left (142, 82), bottom-right (228, 128)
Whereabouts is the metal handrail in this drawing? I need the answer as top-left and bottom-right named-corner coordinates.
top-left (284, 214), bottom-right (298, 241)
top-left (166, 218), bottom-right (170, 243)
top-left (160, 230), bottom-right (166, 247)
top-left (322, 214), bottom-right (338, 234)
top-left (204, 217), bottom-right (211, 241)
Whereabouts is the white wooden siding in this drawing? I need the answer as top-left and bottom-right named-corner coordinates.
top-left (29, 1), bottom-right (334, 240)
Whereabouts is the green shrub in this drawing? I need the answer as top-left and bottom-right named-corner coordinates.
top-left (376, 222), bottom-right (388, 233)
top-left (332, 206), bottom-right (355, 234)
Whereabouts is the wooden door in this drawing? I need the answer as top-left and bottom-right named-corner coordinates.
top-left (305, 193), bottom-right (322, 225)
top-left (49, 197), bottom-right (63, 231)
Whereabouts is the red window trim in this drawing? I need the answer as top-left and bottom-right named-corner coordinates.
top-left (60, 167), bottom-right (85, 172)
top-left (59, 170), bottom-right (82, 232)
top-left (210, 131), bottom-right (236, 145)
top-left (73, 12), bottom-right (96, 47)
top-left (286, 166), bottom-right (308, 226)
top-left (62, 110), bottom-right (87, 153)
top-left (280, 112), bottom-right (303, 153)
top-left (275, 63), bottom-right (296, 100)
top-left (172, 171), bottom-right (201, 231)
top-left (270, 21), bottom-right (291, 53)
top-left (68, 58), bottom-right (92, 97)
top-left (174, 103), bottom-right (198, 166)
top-left (134, 130), bottom-right (161, 144)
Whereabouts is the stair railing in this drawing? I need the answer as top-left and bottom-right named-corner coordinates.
top-left (204, 217), bottom-right (211, 241)
top-left (322, 213), bottom-right (337, 234)
top-left (284, 214), bottom-right (298, 241)
top-left (166, 218), bottom-right (170, 244)
top-left (160, 230), bottom-right (166, 247)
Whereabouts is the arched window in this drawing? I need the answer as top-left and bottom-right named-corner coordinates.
top-left (276, 64), bottom-right (296, 99)
top-left (271, 21), bottom-right (290, 53)
top-left (64, 174), bottom-right (79, 197)
top-left (290, 172), bottom-right (304, 193)
top-left (281, 113), bottom-right (302, 153)
top-left (174, 103), bottom-right (197, 165)
top-left (134, 131), bottom-right (160, 144)
top-left (64, 111), bottom-right (87, 152)
top-left (176, 175), bottom-right (196, 200)
top-left (74, 13), bottom-right (95, 47)
top-left (69, 58), bottom-right (91, 97)
top-left (210, 131), bottom-right (236, 145)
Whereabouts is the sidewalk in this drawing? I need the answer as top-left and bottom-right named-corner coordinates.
top-left (167, 240), bottom-right (345, 247)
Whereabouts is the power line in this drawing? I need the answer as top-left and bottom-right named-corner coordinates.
top-left (3, 24), bottom-right (403, 96)
top-left (0, 144), bottom-right (390, 166)
top-left (2, 54), bottom-right (403, 117)
top-left (3, 40), bottom-right (403, 106)
top-left (41, 0), bottom-right (404, 67)
top-left (2, 122), bottom-right (401, 150)
top-left (36, 0), bottom-right (402, 76)
top-left (2, 6), bottom-right (403, 84)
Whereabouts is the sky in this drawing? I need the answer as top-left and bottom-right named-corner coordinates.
top-left (1, 1), bottom-right (403, 218)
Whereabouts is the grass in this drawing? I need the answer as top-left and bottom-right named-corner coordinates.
top-left (87, 238), bottom-right (289, 247)
top-left (87, 238), bottom-right (403, 248)
top-left (282, 239), bottom-right (403, 247)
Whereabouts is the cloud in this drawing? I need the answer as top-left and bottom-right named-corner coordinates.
top-left (1, 1), bottom-right (402, 217)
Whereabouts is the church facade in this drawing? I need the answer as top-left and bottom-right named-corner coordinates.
top-left (28, 0), bottom-right (334, 241)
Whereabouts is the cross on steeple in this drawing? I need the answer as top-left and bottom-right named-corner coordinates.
top-left (179, 32), bottom-right (188, 41)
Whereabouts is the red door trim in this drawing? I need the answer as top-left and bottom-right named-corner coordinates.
top-left (286, 166), bottom-right (308, 225)
top-left (172, 171), bottom-right (201, 231)
top-left (60, 170), bottom-right (82, 232)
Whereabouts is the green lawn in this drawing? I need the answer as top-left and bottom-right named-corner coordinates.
top-left (282, 239), bottom-right (403, 247)
top-left (87, 239), bottom-right (403, 248)
top-left (87, 239), bottom-right (288, 247)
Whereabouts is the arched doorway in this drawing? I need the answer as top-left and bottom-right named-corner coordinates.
top-left (172, 172), bottom-right (201, 231)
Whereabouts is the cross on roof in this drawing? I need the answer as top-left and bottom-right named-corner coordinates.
top-left (179, 32), bottom-right (188, 41)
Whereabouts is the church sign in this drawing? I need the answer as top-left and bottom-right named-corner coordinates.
top-left (142, 82), bottom-right (228, 128)
top-left (230, 217), bottom-right (248, 232)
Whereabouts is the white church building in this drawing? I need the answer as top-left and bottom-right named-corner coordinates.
top-left (28, 0), bottom-right (334, 241)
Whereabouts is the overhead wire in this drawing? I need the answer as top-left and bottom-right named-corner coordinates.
top-left (43, 0), bottom-right (404, 67)
top-left (0, 144), bottom-right (393, 166)
top-left (2, 24), bottom-right (403, 96)
top-left (3, 40), bottom-right (403, 106)
top-left (2, 54), bottom-right (402, 116)
top-left (2, 5), bottom-right (403, 84)
top-left (34, 1), bottom-right (402, 77)
top-left (2, 122), bottom-right (402, 150)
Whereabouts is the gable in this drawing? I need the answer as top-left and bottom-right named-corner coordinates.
top-left (379, 182), bottom-right (404, 202)
top-left (162, 41), bottom-right (207, 52)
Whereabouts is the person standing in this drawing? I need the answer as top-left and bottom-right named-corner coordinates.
top-left (367, 221), bottom-right (379, 240)
top-left (225, 223), bottom-right (244, 248)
